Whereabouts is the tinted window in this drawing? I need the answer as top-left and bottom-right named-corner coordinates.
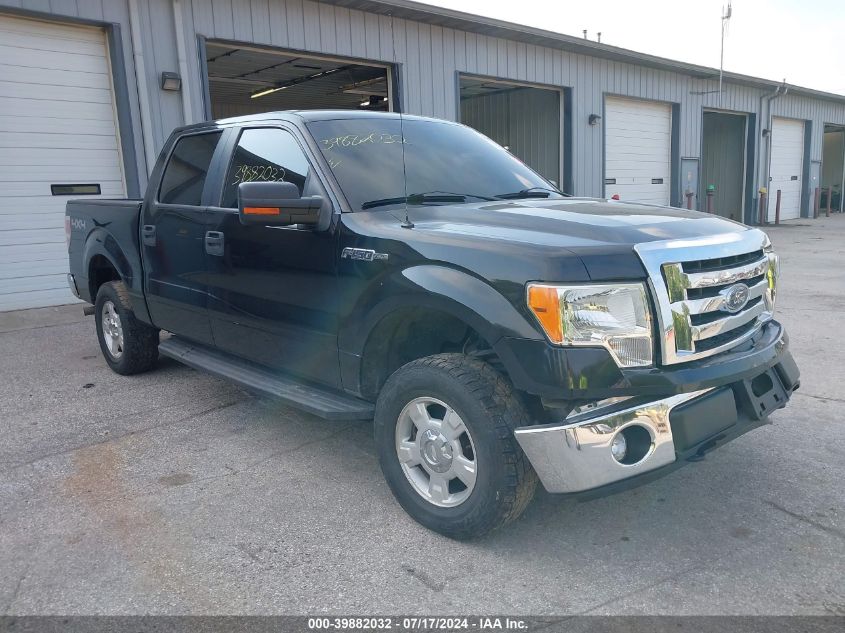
top-left (307, 118), bottom-right (559, 212)
top-left (222, 128), bottom-right (311, 208)
top-left (159, 132), bottom-right (222, 205)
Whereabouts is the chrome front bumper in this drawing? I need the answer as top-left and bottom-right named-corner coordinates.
top-left (514, 389), bottom-right (713, 494)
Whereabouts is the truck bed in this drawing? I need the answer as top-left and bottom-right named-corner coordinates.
top-left (66, 198), bottom-right (145, 309)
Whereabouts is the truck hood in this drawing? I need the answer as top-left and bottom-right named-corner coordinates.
top-left (389, 198), bottom-right (747, 248)
top-left (344, 197), bottom-right (751, 283)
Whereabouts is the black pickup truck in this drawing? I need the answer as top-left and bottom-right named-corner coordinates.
top-left (66, 111), bottom-right (799, 539)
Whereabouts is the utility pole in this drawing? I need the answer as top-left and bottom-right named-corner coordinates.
top-left (719, 2), bottom-right (732, 108)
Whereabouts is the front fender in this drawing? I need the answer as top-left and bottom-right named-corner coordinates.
top-left (339, 264), bottom-right (542, 359)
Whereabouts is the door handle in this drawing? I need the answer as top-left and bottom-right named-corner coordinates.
top-left (205, 230), bottom-right (224, 256)
top-left (142, 224), bottom-right (156, 247)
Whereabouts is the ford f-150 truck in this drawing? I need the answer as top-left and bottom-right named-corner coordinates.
top-left (66, 111), bottom-right (799, 539)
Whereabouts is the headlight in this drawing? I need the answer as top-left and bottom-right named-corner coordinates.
top-left (527, 283), bottom-right (653, 367)
top-left (762, 235), bottom-right (779, 315)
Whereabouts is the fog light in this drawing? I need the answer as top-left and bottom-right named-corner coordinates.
top-left (610, 433), bottom-right (627, 462)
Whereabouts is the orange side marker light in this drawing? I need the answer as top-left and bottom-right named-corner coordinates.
top-left (527, 285), bottom-right (563, 344)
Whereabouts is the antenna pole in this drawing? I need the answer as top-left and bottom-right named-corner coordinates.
top-left (719, 2), bottom-right (732, 108)
top-left (389, 12), bottom-right (413, 229)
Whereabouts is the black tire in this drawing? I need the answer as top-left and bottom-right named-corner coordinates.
top-left (94, 281), bottom-right (159, 375)
top-left (374, 353), bottom-right (538, 539)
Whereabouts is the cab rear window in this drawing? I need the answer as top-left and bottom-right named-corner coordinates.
top-left (159, 132), bottom-right (222, 205)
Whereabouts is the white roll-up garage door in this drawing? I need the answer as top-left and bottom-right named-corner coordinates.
top-left (0, 14), bottom-right (125, 311)
top-left (768, 117), bottom-right (804, 221)
top-left (604, 97), bottom-right (672, 206)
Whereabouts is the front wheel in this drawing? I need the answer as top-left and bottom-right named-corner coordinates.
top-left (374, 354), bottom-right (538, 539)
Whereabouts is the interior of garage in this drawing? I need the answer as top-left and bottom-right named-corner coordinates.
top-left (701, 111), bottom-right (748, 221)
top-left (822, 125), bottom-right (844, 213)
top-left (458, 76), bottom-right (561, 185)
top-left (205, 42), bottom-right (392, 119)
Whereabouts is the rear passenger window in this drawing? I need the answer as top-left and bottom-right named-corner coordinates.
top-left (222, 128), bottom-right (311, 208)
top-left (159, 132), bottom-right (222, 205)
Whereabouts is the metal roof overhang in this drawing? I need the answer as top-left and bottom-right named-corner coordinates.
top-left (322, 0), bottom-right (845, 104)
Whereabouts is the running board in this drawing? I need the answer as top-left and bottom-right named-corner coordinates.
top-left (159, 337), bottom-right (374, 421)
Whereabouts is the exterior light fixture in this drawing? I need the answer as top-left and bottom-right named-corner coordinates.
top-left (588, 114), bottom-right (602, 126)
top-left (160, 71), bottom-right (182, 91)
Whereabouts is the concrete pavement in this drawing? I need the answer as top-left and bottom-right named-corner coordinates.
top-left (0, 216), bottom-right (843, 615)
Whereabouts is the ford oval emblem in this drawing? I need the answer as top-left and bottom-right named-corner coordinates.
top-left (723, 283), bottom-right (750, 313)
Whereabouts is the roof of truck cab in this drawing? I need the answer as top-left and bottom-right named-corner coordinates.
top-left (175, 110), bottom-right (452, 133)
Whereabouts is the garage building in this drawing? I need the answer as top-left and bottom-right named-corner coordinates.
top-left (0, 13), bottom-right (127, 310)
top-left (1, 0), bottom-right (844, 310)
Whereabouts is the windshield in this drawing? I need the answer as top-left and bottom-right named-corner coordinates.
top-left (307, 118), bottom-right (563, 212)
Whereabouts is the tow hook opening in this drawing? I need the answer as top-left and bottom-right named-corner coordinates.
top-left (751, 372), bottom-right (774, 397)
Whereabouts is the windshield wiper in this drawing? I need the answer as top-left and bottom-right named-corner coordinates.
top-left (495, 186), bottom-right (569, 200)
top-left (361, 191), bottom-right (495, 210)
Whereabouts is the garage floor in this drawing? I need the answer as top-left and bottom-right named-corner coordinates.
top-left (0, 217), bottom-right (843, 615)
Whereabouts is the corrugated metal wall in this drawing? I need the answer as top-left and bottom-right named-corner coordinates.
top-left (2, 0), bottom-right (845, 201)
top-left (460, 86), bottom-right (561, 183)
top-left (701, 112), bottom-right (747, 221)
top-left (822, 130), bottom-right (844, 199)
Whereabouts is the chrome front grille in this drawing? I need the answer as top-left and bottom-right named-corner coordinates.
top-left (634, 230), bottom-right (777, 365)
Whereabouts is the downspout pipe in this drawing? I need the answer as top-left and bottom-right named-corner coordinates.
top-left (759, 81), bottom-right (788, 198)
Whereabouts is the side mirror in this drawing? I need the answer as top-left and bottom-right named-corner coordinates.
top-left (237, 181), bottom-right (323, 226)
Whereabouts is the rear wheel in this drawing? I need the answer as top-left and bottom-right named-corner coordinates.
top-left (94, 281), bottom-right (159, 375)
top-left (374, 353), bottom-right (537, 539)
